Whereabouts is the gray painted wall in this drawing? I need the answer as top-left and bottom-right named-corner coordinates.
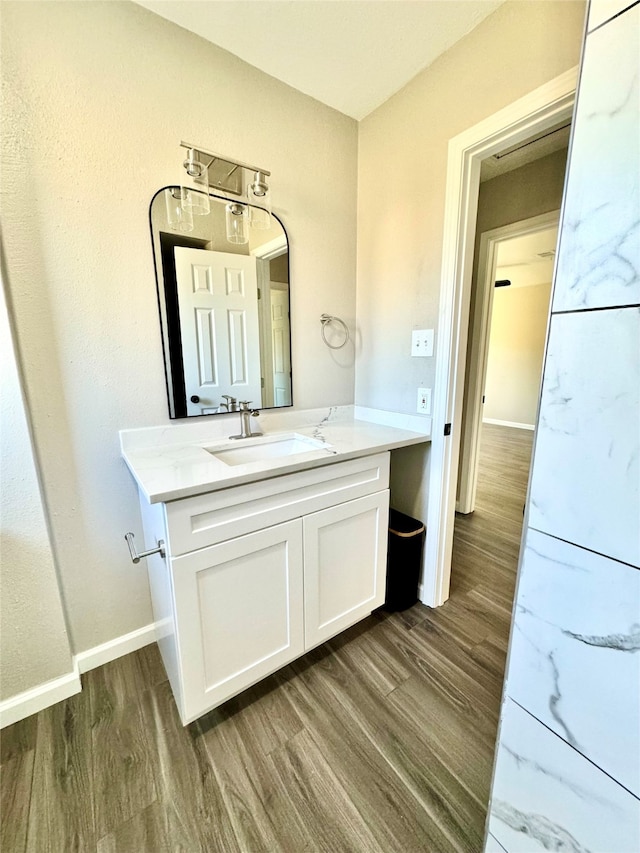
top-left (1, 1), bottom-right (357, 658)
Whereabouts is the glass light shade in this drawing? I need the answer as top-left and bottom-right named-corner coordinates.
top-left (247, 171), bottom-right (272, 230)
top-left (225, 202), bottom-right (249, 244)
top-left (181, 185), bottom-right (210, 216)
top-left (249, 201), bottom-right (271, 230)
top-left (165, 187), bottom-right (194, 233)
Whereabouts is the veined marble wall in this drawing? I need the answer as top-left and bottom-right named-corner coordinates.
top-left (485, 1), bottom-right (640, 850)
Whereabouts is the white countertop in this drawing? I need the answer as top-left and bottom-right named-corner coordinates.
top-left (120, 406), bottom-right (431, 503)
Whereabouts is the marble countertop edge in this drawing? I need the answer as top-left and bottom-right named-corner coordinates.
top-left (120, 406), bottom-right (431, 504)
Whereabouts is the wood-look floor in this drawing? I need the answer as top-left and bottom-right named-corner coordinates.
top-left (1, 424), bottom-right (534, 853)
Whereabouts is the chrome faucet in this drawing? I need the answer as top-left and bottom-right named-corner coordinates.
top-left (229, 401), bottom-right (260, 440)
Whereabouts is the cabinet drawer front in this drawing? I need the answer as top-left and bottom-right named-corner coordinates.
top-left (303, 490), bottom-right (390, 649)
top-left (165, 453), bottom-right (390, 556)
top-left (171, 519), bottom-right (304, 723)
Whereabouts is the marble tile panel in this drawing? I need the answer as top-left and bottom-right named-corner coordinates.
top-left (588, 0), bottom-right (638, 31)
top-left (489, 699), bottom-right (640, 852)
top-left (553, 4), bottom-right (640, 312)
top-left (528, 307), bottom-right (640, 567)
top-left (485, 832), bottom-right (507, 852)
top-left (506, 529), bottom-right (640, 796)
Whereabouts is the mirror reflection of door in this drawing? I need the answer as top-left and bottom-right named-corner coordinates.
top-left (256, 247), bottom-right (291, 409)
top-left (270, 287), bottom-right (291, 406)
top-left (174, 247), bottom-right (261, 415)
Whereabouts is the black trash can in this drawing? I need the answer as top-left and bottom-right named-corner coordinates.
top-left (384, 508), bottom-right (425, 611)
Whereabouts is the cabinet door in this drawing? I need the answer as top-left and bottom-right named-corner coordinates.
top-left (171, 519), bottom-right (303, 723)
top-left (303, 490), bottom-right (389, 649)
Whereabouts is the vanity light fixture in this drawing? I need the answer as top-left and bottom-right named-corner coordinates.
top-left (247, 170), bottom-right (272, 229)
top-left (178, 142), bottom-right (272, 237)
top-left (249, 170), bottom-right (269, 197)
top-left (183, 147), bottom-right (205, 178)
top-left (180, 148), bottom-right (211, 216)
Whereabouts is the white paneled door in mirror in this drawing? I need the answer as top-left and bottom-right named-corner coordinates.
top-left (553, 3), bottom-right (639, 312)
top-left (175, 246), bottom-right (261, 416)
top-left (506, 529), bottom-right (640, 797)
top-left (489, 699), bottom-right (640, 852)
top-left (528, 306), bottom-right (640, 567)
top-left (270, 288), bottom-right (292, 406)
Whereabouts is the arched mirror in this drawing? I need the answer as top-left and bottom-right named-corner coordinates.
top-left (150, 187), bottom-right (292, 418)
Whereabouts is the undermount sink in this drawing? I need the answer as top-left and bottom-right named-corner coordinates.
top-left (205, 433), bottom-right (332, 467)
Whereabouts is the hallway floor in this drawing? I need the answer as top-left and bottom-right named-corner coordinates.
top-left (1, 424), bottom-right (534, 853)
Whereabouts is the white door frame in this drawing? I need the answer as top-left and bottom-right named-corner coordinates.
top-left (456, 210), bottom-right (560, 514)
top-left (423, 67), bottom-right (578, 608)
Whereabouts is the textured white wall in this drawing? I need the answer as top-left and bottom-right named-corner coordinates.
top-left (1, 1), bottom-right (357, 655)
top-left (356, 0), bottom-right (585, 522)
top-left (0, 259), bottom-right (73, 700)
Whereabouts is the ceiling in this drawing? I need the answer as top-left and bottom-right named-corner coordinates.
top-left (495, 226), bottom-right (560, 289)
top-left (135, 0), bottom-right (506, 120)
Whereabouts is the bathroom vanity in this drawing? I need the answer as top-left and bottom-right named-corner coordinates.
top-left (121, 407), bottom-right (430, 724)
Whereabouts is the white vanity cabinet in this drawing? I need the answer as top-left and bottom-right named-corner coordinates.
top-left (171, 519), bottom-right (305, 722)
top-left (138, 452), bottom-right (390, 724)
top-left (303, 491), bottom-right (389, 648)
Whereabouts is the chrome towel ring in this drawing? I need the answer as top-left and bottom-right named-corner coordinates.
top-left (320, 313), bottom-right (350, 349)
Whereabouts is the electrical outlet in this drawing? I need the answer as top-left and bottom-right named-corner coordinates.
top-left (411, 329), bottom-right (434, 357)
top-left (417, 387), bottom-right (432, 414)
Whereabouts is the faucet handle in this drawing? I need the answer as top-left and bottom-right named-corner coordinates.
top-left (241, 403), bottom-right (260, 417)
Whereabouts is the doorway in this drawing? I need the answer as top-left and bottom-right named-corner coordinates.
top-left (448, 211), bottom-right (559, 612)
top-left (457, 212), bottom-right (559, 515)
top-left (423, 67), bottom-right (578, 608)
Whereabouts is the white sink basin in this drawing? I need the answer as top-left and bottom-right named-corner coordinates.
top-left (205, 433), bottom-right (332, 467)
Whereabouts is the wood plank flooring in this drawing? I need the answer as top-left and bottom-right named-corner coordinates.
top-left (1, 424), bottom-right (534, 853)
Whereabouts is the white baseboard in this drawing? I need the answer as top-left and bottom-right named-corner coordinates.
top-left (0, 668), bottom-right (81, 729)
top-left (0, 622), bottom-right (157, 728)
top-left (483, 418), bottom-right (535, 431)
top-left (75, 622), bottom-right (157, 674)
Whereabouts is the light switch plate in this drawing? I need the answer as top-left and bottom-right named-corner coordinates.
top-left (417, 387), bottom-right (432, 414)
top-left (411, 329), bottom-right (434, 357)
